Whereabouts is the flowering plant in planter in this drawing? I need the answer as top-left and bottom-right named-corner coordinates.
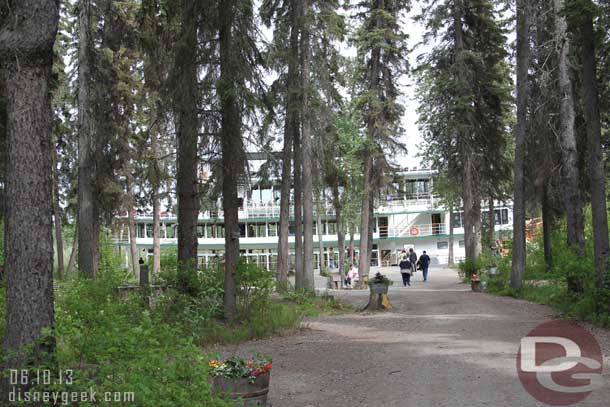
top-left (208, 355), bottom-right (272, 383)
top-left (370, 272), bottom-right (393, 286)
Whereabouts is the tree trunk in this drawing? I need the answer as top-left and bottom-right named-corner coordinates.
top-left (67, 231), bottom-right (78, 275)
top-left (277, 0), bottom-right (300, 290)
top-left (300, 0), bottom-right (314, 292)
top-left (277, 139), bottom-right (292, 287)
top-left (511, 0), bottom-right (530, 290)
top-left (487, 196), bottom-right (495, 248)
top-left (333, 185), bottom-right (345, 288)
top-left (316, 204), bottom-right (324, 272)
top-left (219, 0), bottom-right (244, 319)
top-left (454, 0), bottom-right (481, 262)
top-left (368, 195), bottom-right (374, 268)
top-left (174, 0), bottom-right (199, 291)
top-left (448, 206), bottom-right (455, 266)
top-left (294, 118), bottom-right (304, 291)
top-left (554, 0), bottom-right (585, 257)
top-left (542, 184), bottom-right (553, 272)
top-left (581, 8), bottom-right (610, 291)
top-left (462, 155), bottom-right (482, 261)
top-left (52, 145), bottom-right (64, 279)
top-left (358, 152), bottom-right (373, 281)
top-left (349, 230), bottom-right (355, 266)
top-left (142, 0), bottom-right (164, 276)
top-left (77, 0), bottom-right (99, 278)
top-left (151, 128), bottom-right (161, 275)
top-left (127, 202), bottom-right (139, 278)
top-left (0, 0), bottom-right (58, 396)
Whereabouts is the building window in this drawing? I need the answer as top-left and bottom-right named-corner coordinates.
top-left (247, 223), bottom-right (256, 238)
top-left (257, 223), bottom-right (267, 238)
top-left (327, 221), bottom-right (336, 235)
top-left (288, 225), bottom-right (295, 236)
top-left (437, 241), bottom-right (449, 249)
top-left (458, 240), bottom-right (465, 248)
top-left (217, 225), bottom-right (225, 238)
top-left (483, 209), bottom-right (510, 226)
top-left (239, 223), bottom-right (246, 237)
top-left (146, 223), bottom-right (153, 238)
top-left (137, 223), bottom-right (146, 238)
top-left (197, 225), bottom-right (205, 238)
top-left (452, 212), bottom-right (465, 228)
top-left (166, 223), bottom-right (175, 239)
top-left (206, 224), bottom-right (214, 238)
top-left (268, 223), bottom-right (277, 237)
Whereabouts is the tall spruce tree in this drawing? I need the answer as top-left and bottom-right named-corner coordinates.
top-left (417, 0), bottom-right (512, 262)
top-left (566, 0), bottom-right (610, 293)
top-left (353, 0), bottom-right (410, 281)
top-left (216, 0), bottom-right (263, 317)
top-left (173, 0), bottom-right (200, 291)
top-left (262, 0), bottom-right (301, 290)
top-left (0, 0), bottom-right (59, 397)
top-left (300, 0), bottom-right (315, 291)
top-left (511, 0), bottom-right (531, 290)
top-left (76, 0), bottom-right (100, 278)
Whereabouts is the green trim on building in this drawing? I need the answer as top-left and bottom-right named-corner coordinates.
top-left (114, 232), bottom-right (467, 249)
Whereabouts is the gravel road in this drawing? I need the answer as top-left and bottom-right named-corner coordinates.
top-left (219, 267), bottom-right (610, 407)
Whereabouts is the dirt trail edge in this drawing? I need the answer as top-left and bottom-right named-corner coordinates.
top-left (217, 267), bottom-right (610, 407)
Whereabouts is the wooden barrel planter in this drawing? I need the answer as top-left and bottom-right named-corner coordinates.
top-left (471, 280), bottom-right (483, 292)
top-left (211, 372), bottom-right (270, 406)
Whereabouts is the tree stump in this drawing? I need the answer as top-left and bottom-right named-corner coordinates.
top-left (362, 282), bottom-right (392, 311)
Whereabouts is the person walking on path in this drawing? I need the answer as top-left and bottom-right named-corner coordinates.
top-left (418, 250), bottom-right (431, 282)
top-left (399, 249), bottom-right (412, 287)
top-left (408, 248), bottom-right (417, 275)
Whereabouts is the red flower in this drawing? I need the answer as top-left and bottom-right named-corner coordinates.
top-left (265, 362), bottom-right (272, 371)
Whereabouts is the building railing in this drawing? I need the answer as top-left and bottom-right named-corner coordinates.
top-left (242, 202), bottom-right (336, 219)
top-left (383, 223), bottom-right (447, 238)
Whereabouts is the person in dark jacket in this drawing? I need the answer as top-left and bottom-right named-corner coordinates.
top-left (408, 248), bottom-right (417, 275)
top-left (418, 250), bottom-right (431, 282)
top-left (398, 249), bottom-right (412, 286)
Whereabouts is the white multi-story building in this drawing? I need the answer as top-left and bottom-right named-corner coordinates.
top-left (112, 169), bottom-right (513, 270)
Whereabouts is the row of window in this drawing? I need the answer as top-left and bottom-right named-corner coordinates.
top-left (436, 240), bottom-right (466, 250)
top-left (136, 220), bottom-right (340, 239)
top-left (246, 180), bottom-right (433, 206)
top-left (452, 209), bottom-right (510, 229)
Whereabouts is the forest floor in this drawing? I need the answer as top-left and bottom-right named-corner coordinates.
top-left (215, 267), bottom-right (610, 407)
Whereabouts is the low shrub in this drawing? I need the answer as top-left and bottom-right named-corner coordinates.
top-left (236, 259), bottom-right (275, 318)
top-left (486, 213), bottom-right (610, 325)
top-left (48, 268), bottom-right (230, 407)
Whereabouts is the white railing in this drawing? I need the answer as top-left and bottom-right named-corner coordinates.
top-left (242, 202), bottom-right (336, 219)
top-left (385, 223), bottom-right (447, 238)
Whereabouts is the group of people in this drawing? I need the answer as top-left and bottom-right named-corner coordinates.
top-left (398, 248), bottom-right (430, 287)
top-left (342, 247), bottom-right (431, 288)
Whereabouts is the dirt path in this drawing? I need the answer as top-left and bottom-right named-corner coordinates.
top-left (219, 267), bottom-right (610, 407)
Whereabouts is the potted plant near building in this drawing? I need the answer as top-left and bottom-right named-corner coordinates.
top-left (209, 355), bottom-right (272, 406)
top-left (470, 273), bottom-right (483, 292)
